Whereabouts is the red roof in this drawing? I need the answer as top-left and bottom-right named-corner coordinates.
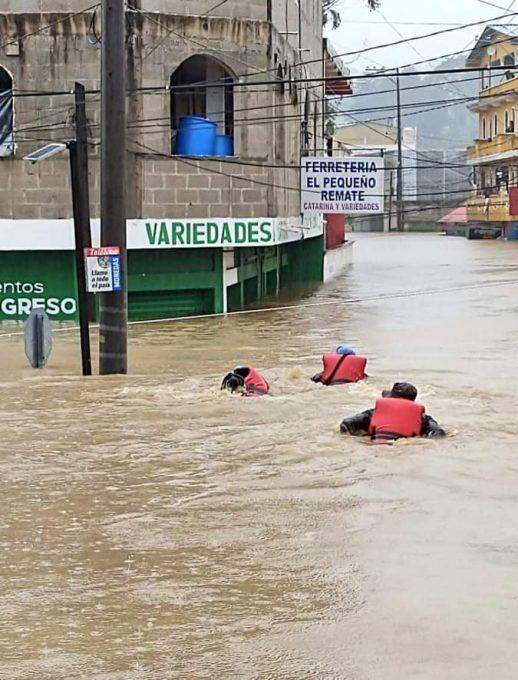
top-left (438, 204), bottom-right (468, 224)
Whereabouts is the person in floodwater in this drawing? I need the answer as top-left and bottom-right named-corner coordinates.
top-left (221, 366), bottom-right (270, 397)
top-left (312, 345), bottom-right (367, 385)
top-left (340, 382), bottom-right (446, 443)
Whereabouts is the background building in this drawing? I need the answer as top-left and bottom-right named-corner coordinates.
top-left (466, 24), bottom-right (518, 239)
top-left (0, 1), bottom-right (348, 321)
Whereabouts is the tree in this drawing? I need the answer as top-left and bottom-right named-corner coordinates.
top-left (323, 0), bottom-right (380, 29)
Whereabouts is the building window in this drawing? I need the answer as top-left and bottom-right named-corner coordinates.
top-left (170, 55), bottom-right (234, 155)
top-left (506, 110), bottom-right (509, 131)
top-left (504, 53), bottom-right (515, 67)
top-left (496, 166), bottom-right (509, 190)
top-left (0, 65), bottom-right (13, 157)
top-left (494, 114), bottom-right (498, 136)
top-left (276, 64), bottom-right (285, 95)
top-left (482, 117), bottom-right (486, 139)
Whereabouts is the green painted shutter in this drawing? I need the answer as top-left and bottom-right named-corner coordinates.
top-left (129, 289), bottom-right (214, 320)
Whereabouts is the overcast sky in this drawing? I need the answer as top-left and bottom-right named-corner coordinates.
top-left (325, 0), bottom-right (518, 72)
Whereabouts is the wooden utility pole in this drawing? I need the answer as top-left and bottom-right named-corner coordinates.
top-left (396, 68), bottom-right (404, 232)
top-left (99, 0), bottom-right (128, 374)
top-left (69, 82), bottom-right (93, 376)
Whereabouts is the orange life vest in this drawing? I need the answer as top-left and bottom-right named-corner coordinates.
top-left (321, 353), bottom-right (367, 385)
top-left (369, 397), bottom-right (425, 442)
top-left (243, 367), bottom-right (269, 397)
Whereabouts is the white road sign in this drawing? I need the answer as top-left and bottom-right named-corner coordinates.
top-left (301, 156), bottom-right (384, 214)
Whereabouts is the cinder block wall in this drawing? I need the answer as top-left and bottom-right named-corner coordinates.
top-left (0, 8), bottom-right (322, 221)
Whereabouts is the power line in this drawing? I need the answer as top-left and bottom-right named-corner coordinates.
top-left (290, 9), bottom-right (518, 72)
top-left (3, 62), bottom-right (517, 102)
top-left (132, 139), bottom-right (480, 202)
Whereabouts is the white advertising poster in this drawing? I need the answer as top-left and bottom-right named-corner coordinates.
top-left (84, 246), bottom-right (122, 293)
top-left (301, 156), bottom-right (384, 214)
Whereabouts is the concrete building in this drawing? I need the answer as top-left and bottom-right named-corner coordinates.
top-left (333, 121), bottom-right (471, 232)
top-left (0, 1), bottom-right (346, 321)
top-left (466, 24), bottom-right (518, 239)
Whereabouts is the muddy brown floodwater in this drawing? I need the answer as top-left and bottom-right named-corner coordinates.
top-left (1, 233), bottom-right (518, 679)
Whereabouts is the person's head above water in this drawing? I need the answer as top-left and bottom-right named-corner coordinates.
top-left (382, 382), bottom-right (418, 402)
top-left (221, 370), bottom-right (245, 393)
top-left (335, 345), bottom-right (356, 356)
top-left (233, 366), bottom-right (250, 378)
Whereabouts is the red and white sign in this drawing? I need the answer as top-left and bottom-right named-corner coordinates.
top-left (84, 247), bottom-right (120, 257)
top-left (84, 246), bottom-right (122, 293)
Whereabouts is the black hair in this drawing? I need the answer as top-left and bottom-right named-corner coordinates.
top-left (221, 372), bottom-right (245, 392)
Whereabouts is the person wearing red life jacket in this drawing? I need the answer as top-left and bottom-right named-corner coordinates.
top-left (340, 382), bottom-right (445, 443)
top-left (312, 345), bottom-right (367, 386)
top-left (220, 365), bottom-right (270, 397)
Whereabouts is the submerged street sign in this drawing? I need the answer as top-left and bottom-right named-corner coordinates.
top-left (84, 247), bottom-right (122, 293)
top-left (301, 156), bottom-right (384, 214)
top-left (24, 307), bottom-right (52, 368)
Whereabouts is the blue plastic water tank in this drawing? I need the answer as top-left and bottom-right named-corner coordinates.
top-left (214, 134), bottom-right (234, 157)
top-left (174, 116), bottom-right (216, 156)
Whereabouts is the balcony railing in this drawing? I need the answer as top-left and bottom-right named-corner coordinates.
top-left (468, 132), bottom-right (518, 159)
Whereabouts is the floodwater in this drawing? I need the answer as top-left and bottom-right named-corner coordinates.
top-left (1, 233), bottom-right (518, 679)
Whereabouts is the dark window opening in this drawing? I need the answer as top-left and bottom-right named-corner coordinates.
top-left (277, 64), bottom-right (285, 94)
top-left (496, 166), bottom-right (509, 190)
top-left (170, 55), bottom-right (234, 155)
top-left (0, 65), bottom-right (13, 157)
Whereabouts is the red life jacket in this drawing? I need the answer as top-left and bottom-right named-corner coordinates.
top-left (369, 397), bottom-right (425, 443)
top-left (243, 367), bottom-right (269, 397)
top-left (321, 353), bottom-right (367, 385)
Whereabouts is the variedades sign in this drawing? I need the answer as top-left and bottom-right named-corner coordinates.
top-left (301, 157), bottom-right (384, 214)
top-left (127, 216), bottom-right (322, 249)
top-left (0, 216), bottom-right (323, 251)
top-left (140, 219), bottom-right (274, 247)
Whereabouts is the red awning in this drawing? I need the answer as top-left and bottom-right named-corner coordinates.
top-left (438, 204), bottom-right (468, 224)
top-left (325, 78), bottom-right (353, 96)
top-left (324, 39), bottom-right (353, 96)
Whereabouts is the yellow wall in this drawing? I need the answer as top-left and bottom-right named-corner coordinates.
top-left (467, 30), bottom-right (518, 223)
top-left (334, 123), bottom-right (397, 148)
top-left (473, 33), bottom-right (516, 71)
top-left (470, 32), bottom-right (518, 141)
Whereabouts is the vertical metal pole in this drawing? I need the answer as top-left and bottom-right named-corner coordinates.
top-left (396, 68), bottom-right (404, 232)
top-left (69, 82), bottom-right (92, 376)
top-left (388, 169), bottom-right (394, 232)
top-left (100, 0), bottom-right (127, 374)
top-left (297, 0), bottom-right (301, 52)
top-left (35, 312), bottom-right (43, 368)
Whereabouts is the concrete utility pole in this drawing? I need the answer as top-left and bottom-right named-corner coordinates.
top-left (100, 0), bottom-right (128, 374)
top-left (396, 68), bottom-right (404, 232)
top-left (69, 82), bottom-right (93, 376)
